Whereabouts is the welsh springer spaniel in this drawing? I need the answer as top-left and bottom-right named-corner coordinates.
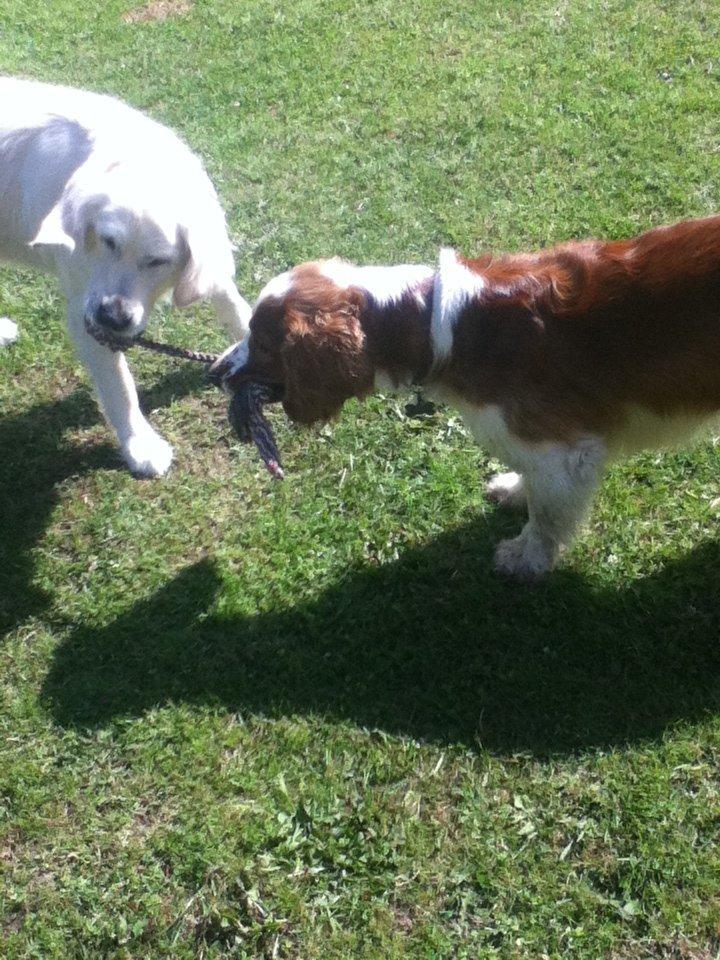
top-left (212, 215), bottom-right (720, 581)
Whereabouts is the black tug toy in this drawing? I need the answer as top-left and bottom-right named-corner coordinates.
top-left (227, 382), bottom-right (285, 480)
top-left (86, 322), bottom-right (286, 480)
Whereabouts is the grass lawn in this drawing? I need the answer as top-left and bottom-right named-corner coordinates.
top-left (2, 0), bottom-right (720, 956)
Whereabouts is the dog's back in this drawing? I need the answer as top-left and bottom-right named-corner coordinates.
top-left (0, 79), bottom-right (118, 264)
top-left (0, 77), bottom-right (170, 143)
top-left (0, 77), bottom-right (199, 267)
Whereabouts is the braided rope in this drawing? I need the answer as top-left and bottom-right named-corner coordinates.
top-left (137, 337), bottom-right (284, 479)
top-left (84, 316), bottom-right (220, 364)
top-left (84, 324), bottom-right (284, 478)
top-left (134, 337), bottom-right (285, 477)
top-left (133, 336), bottom-right (219, 365)
top-left (132, 337), bottom-right (284, 476)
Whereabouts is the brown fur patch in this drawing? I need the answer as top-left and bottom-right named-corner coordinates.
top-left (235, 265), bottom-right (376, 425)
top-left (239, 216), bottom-right (720, 445)
top-left (448, 215), bottom-right (720, 442)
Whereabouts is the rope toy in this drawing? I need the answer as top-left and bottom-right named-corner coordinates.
top-left (132, 335), bottom-right (219, 365)
top-left (134, 335), bottom-right (284, 480)
top-left (227, 383), bottom-right (285, 480)
top-left (132, 334), bottom-right (285, 479)
top-left (86, 322), bottom-right (285, 479)
top-left (84, 317), bottom-right (221, 364)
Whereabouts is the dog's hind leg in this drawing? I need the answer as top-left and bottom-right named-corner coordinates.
top-left (0, 316), bottom-right (19, 347)
top-left (66, 301), bottom-right (173, 477)
top-left (493, 438), bottom-right (606, 582)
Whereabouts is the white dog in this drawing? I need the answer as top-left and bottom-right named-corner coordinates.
top-left (0, 76), bottom-right (252, 476)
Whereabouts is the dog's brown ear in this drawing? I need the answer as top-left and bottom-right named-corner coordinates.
top-left (280, 294), bottom-right (374, 425)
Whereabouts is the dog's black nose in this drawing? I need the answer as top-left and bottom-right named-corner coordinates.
top-left (95, 297), bottom-right (133, 332)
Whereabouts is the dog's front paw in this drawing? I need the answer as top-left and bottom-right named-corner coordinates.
top-left (494, 531), bottom-right (555, 583)
top-left (122, 431), bottom-right (174, 477)
top-left (485, 471), bottom-right (526, 509)
top-left (0, 317), bottom-right (19, 347)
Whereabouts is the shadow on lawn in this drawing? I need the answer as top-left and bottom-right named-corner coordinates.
top-left (43, 515), bottom-right (720, 755)
top-left (0, 363), bottom-right (209, 635)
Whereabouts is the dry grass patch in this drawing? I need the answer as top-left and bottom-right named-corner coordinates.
top-left (122, 0), bottom-right (192, 24)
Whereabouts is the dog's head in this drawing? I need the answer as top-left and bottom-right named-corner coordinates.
top-left (210, 262), bottom-right (376, 425)
top-left (30, 154), bottom-right (241, 347)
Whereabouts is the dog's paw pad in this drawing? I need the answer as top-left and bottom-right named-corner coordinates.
top-left (485, 472), bottom-right (526, 509)
top-left (123, 432), bottom-right (174, 477)
top-left (0, 317), bottom-right (19, 347)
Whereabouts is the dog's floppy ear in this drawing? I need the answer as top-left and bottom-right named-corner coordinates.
top-left (280, 292), bottom-right (374, 425)
top-left (29, 203), bottom-right (75, 252)
top-left (173, 197), bottom-right (237, 309)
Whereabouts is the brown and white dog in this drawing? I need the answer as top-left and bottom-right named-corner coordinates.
top-left (211, 216), bottom-right (720, 580)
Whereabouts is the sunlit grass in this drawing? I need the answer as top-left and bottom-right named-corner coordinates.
top-left (2, 1), bottom-right (720, 956)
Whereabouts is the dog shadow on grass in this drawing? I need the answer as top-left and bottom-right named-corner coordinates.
top-left (0, 362), bottom-right (210, 636)
top-left (42, 516), bottom-right (720, 756)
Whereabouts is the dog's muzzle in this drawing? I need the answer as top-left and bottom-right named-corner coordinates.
top-left (84, 297), bottom-right (139, 351)
top-left (208, 354), bottom-right (285, 404)
top-left (96, 296), bottom-right (134, 332)
top-left (208, 343), bottom-right (248, 391)
top-left (208, 356), bottom-right (229, 389)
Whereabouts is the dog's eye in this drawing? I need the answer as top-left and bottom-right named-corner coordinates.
top-left (103, 236), bottom-right (118, 253)
top-left (146, 257), bottom-right (171, 269)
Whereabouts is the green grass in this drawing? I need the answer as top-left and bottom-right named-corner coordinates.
top-left (2, 0), bottom-right (720, 956)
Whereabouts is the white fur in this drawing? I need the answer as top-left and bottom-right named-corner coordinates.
top-left (0, 316), bottom-right (18, 346)
top-left (320, 260), bottom-right (434, 308)
top-left (256, 269), bottom-right (294, 305)
top-left (122, 428), bottom-right (174, 477)
top-left (431, 248), bottom-right (484, 367)
top-left (461, 400), bottom-right (718, 579)
top-left (485, 471), bottom-right (526, 508)
top-left (457, 402), bottom-right (606, 580)
top-left (212, 335), bottom-right (250, 388)
top-left (0, 76), bottom-right (252, 476)
top-left (609, 405), bottom-right (717, 457)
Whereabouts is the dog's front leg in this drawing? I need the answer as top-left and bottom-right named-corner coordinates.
top-left (211, 284), bottom-right (252, 339)
top-left (66, 303), bottom-right (173, 477)
top-left (493, 439), bottom-right (606, 582)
